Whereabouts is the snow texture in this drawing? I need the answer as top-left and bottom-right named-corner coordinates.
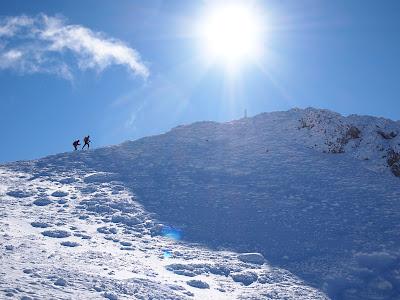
top-left (237, 253), bottom-right (265, 265)
top-left (1, 108), bottom-right (400, 299)
top-left (187, 280), bottom-right (210, 289)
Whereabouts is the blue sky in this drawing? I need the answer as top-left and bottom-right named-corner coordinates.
top-left (0, 0), bottom-right (400, 162)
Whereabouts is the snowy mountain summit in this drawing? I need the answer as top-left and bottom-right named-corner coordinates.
top-left (295, 108), bottom-right (400, 177)
top-left (1, 107), bottom-right (400, 300)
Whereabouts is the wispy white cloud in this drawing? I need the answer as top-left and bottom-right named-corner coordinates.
top-left (0, 14), bottom-right (149, 80)
top-left (0, 16), bottom-right (34, 37)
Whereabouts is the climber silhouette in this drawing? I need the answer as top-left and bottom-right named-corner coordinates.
top-left (72, 140), bottom-right (80, 151)
top-left (82, 135), bottom-right (90, 149)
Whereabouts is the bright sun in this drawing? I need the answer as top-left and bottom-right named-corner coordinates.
top-left (199, 3), bottom-right (264, 67)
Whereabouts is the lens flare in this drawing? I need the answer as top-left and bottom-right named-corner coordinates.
top-left (161, 226), bottom-right (182, 241)
top-left (163, 250), bottom-right (172, 259)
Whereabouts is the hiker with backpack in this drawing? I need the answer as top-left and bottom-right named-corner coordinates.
top-left (82, 135), bottom-right (91, 149)
top-left (72, 139), bottom-right (80, 151)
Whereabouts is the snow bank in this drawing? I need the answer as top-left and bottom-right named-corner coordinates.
top-left (4, 107), bottom-right (400, 300)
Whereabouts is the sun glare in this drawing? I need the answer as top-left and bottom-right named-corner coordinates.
top-left (199, 3), bottom-right (264, 68)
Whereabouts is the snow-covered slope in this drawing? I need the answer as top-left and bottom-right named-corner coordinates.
top-left (1, 108), bottom-right (400, 300)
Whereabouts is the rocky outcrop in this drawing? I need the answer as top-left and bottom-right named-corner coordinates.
top-left (346, 126), bottom-right (361, 140)
top-left (298, 110), bottom-right (362, 154)
top-left (296, 108), bottom-right (400, 178)
top-left (377, 130), bottom-right (398, 140)
top-left (387, 149), bottom-right (400, 177)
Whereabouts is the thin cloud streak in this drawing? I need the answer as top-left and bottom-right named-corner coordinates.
top-left (0, 14), bottom-right (149, 80)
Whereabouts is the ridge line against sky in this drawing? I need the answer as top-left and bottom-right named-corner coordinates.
top-left (0, 1), bottom-right (400, 163)
top-left (0, 14), bottom-right (149, 80)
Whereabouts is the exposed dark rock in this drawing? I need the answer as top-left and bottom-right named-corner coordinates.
top-left (346, 126), bottom-right (361, 139)
top-left (387, 149), bottom-right (400, 166)
top-left (298, 118), bottom-right (314, 129)
top-left (378, 130), bottom-right (397, 140)
top-left (391, 164), bottom-right (400, 177)
top-left (387, 149), bottom-right (400, 177)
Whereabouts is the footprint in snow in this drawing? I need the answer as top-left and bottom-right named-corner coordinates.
top-left (59, 177), bottom-right (77, 184)
top-left (120, 247), bottom-right (134, 251)
top-left (120, 241), bottom-right (132, 247)
top-left (5, 245), bottom-right (14, 251)
top-left (74, 233), bottom-right (92, 240)
top-left (84, 172), bottom-right (120, 183)
top-left (60, 241), bottom-right (80, 247)
top-left (6, 190), bottom-right (32, 198)
top-left (237, 252), bottom-right (265, 265)
top-left (33, 199), bottom-right (53, 206)
top-left (187, 280), bottom-right (210, 289)
top-left (42, 230), bottom-right (71, 238)
top-left (97, 226), bottom-right (118, 234)
top-left (230, 271), bottom-right (258, 286)
top-left (31, 222), bottom-right (52, 228)
top-left (103, 292), bottom-right (118, 300)
top-left (54, 278), bottom-right (67, 286)
top-left (51, 191), bottom-right (69, 197)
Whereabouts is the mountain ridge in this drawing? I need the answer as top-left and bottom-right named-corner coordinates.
top-left (2, 107), bottom-right (400, 299)
top-left (8, 107), bottom-right (400, 179)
